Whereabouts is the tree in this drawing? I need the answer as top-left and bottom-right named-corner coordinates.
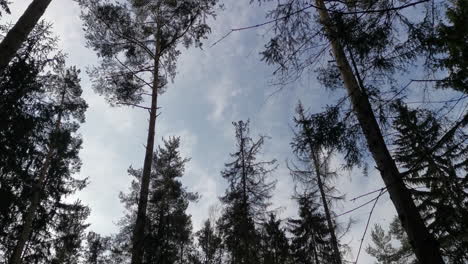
top-left (257, 0), bottom-right (447, 262)
top-left (218, 120), bottom-right (277, 264)
top-left (259, 213), bottom-right (290, 264)
top-left (290, 103), bottom-right (347, 264)
top-left (0, 0), bottom-right (53, 74)
top-left (392, 102), bottom-right (468, 263)
top-left (0, 21), bottom-right (88, 264)
top-left (428, 0), bottom-right (468, 93)
top-left (366, 217), bottom-right (417, 264)
top-left (196, 219), bottom-right (224, 264)
top-left (288, 192), bottom-right (334, 264)
top-left (9, 61), bottom-right (87, 264)
top-left (116, 137), bottom-right (198, 264)
top-left (78, 2), bottom-right (218, 263)
top-left (82, 232), bottom-right (112, 264)
top-left (50, 202), bottom-right (90, 264)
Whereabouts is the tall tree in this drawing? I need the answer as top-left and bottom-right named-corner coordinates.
top-left (290, 103), bottom-right (345, 264)
top-left (116, 137), bottom-right (198, 264)
top-left (392, 102), bottom-right (468, 262)
top-left (218, 120), bottom-right (277, 264)
top-left (288, 192), bottom-right (334, 264)
top-left (0, 22), bottom-right (89, 264)
top-left (257, 0), bottom-right (448, 262)
top-left (0, 0), bottom-right (53, 73)
top-left (78, 2), bottom-right (218, 263)
top-left (9, 62), bottom-right (87, 264)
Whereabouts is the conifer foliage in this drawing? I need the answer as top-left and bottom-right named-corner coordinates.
top-left (218, 120), bottom-right (277, 264)
top-left (116, 137), bottom-right (199, 264)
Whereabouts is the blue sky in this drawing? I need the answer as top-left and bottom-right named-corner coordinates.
top-left (4, 1), bottom-right (441, 263)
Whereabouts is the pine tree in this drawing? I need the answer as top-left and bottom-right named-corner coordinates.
top-left (116, 137), bottom-right (198, 264)
top-left (288, 192), bottom-right (334, 264)
top-left (77, 2), bottom-right (218, 262)
top-left (0, 0), bottom-right (53, 73)
top-left (218, 120), bottom-right (277, 264)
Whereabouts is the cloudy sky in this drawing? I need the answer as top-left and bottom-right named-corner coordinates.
top-left (2, 1), bottom-right (434, 263)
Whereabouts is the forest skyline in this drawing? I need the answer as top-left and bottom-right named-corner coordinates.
top-left (2, 0), bottom-right (465, 263)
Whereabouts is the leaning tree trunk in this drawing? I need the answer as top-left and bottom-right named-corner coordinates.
top-left (130, 35), bottom-right (161, 264)
top-left (0, 0), bottom-right (53, 74)
top-left (314, 0), bottom-right (445, 263)
top-left (310, 150), bottom-right (342, 264)
top-left (9, 88), bottom-right (65, 264)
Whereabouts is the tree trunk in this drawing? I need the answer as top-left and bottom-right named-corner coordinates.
top-left (130, 37), bottom-right (161, 264)
top-left (309, 150), bottom-right (342, 264)
top-left (314, 0), bottom-right (445, 263)
top-left (0, 0), bottom-right (53, 74)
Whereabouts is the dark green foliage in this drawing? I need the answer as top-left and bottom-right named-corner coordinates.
top-left (218, 120), bottom-right (277, 264)
top-left (288, 193), bottom-right (334, 264)
top-left (393, 102), bottom-right (468, 262)
top-left (0, 22), bottom-right (89, 263)
top-left (116, 137), bottom-right (198, 263)
top-left (259, 213), bottom-right (290, 264)
top-left (366, 216), bottom-right (417, 264)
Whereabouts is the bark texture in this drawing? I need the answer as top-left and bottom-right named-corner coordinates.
top-left (314, 0), bottom-right (445, 263)
top-left (0, 0), bottom-right (53, 74)
top-left (130, 42), bottom-right (161, 264)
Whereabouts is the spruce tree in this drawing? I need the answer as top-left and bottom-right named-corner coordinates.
top-left (290, 103), bottom-right (346, 264)
top-left (78, 2), bottom-right (218, 262)
top-left (218, 120), bottom-right (277, 264)
top-left (259, 213), bottom-right (290, 264)
top-left (392, 102), bottom-right (468, 263)
top-left (288, 192), bottom-right (334, 264)
top-left (116, 137), bottom-right (198, 264)
top-left (366, 216), bottom-right (417, 264)
top-left (0, 22), bottom-right (89, 264)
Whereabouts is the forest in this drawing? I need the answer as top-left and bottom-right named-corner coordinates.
top-left (0, 0), bottom-right (467, 264)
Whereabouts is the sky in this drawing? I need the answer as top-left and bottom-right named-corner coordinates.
top-left (1, 1), bottom-right (425, 263)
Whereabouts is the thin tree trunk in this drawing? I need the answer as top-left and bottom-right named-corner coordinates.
top-left (309, 150), bottom-right (342, 264)
top-left (130, 35), bottom-right (161, 264)
top-left (314, 0), bottom-right (444, 263)
top-left (9, 88), bottom-right (65, 264)
top-left (0, 0), bottom-right (53, 74)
